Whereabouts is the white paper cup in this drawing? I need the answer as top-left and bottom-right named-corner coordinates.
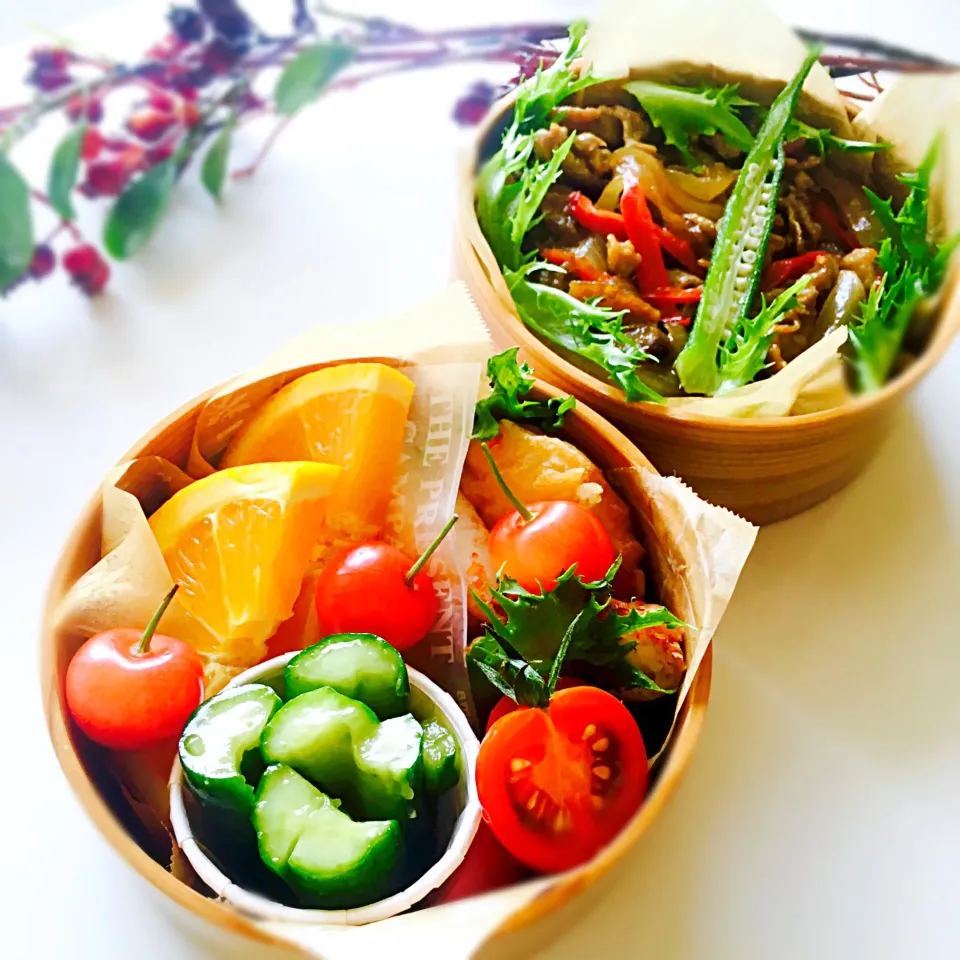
top-left (169, 652), bottom-right (481, 926)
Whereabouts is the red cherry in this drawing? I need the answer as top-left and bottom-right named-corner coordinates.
top-left (478, 441), bottom-right (616, 594)
top-left (315, 542), bottom-right (439, 652)
top-left (64, 586), bottom-right (204, 751)
top-left (63, 245), bottom-right (110, 296)
top-left (81, 128), bottom-right (106, 160)
top-left (127, 110), bottom-right (177, 143)
top-left (28, 245), bottom-right (55, 280)
top-left (489, 500), bottom-right (615, 593)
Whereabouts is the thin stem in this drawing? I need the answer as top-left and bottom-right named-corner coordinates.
top-left (31, 190), bottom-right (83, 242)
top-left (480, 442), bottom-right (533, 522)
top-left (232, 113), bottom-right (292, 180)
top-left (405, 514), bottom-right (459, 586)
top-left (135, 584), bottom-right (179, 656)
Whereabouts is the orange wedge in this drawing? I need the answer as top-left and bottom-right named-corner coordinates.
top-left (220, 363), bottom-right (415, 540)
top-left (149, 462), bottom-right (340, 681)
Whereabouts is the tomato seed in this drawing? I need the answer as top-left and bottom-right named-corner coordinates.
top-left (582, 724), bottom-right (597, 740)
top-left (592, 737), bottom-right (609, 753)
top-left (526, 790), bottom-right (540, 811)
top-left (593, 765), bottom-right (611, 780)
top-left (510, 757), bottom-right (531, 772)
top-left (591, 795), bottom-right (604, 810)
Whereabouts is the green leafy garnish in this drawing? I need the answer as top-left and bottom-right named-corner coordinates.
top-left (848, 135), bottom-right (959, 391)
top-left (507, 269), bottom-right (665, 403)
top-left (476, 22), bottom-right (595, 271)
top-left (473, 347), bottom-right (576, 441)
top-left (784, 117), bottom-right (889, 156)
top-left (715, 276), bottom-right (810, 394)
top-left (468, 561), bottom-right (684, 701)
top-left (624, 81), bottom-right (756, 168)
top-left (674, 48), bottom-right (820, 396)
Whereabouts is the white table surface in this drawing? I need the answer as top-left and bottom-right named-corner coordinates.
top-left (2, 1), bottom-right (959, 958)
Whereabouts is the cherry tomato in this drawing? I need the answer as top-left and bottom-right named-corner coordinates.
top-left (489, 500), bottom-right (615, 593)
top-left (485, 677), bottom-right (583, 733)
top-left (476, 685), bottom-right (648, 874)
top-left (65, 587), bottom-right (204, 751)
top-left (314, 541), bottom-right (438, 652)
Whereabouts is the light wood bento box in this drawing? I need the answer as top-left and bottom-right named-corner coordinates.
top-left (455, 97), bottom-right (960, 527)
top-left (40, 370), bottom-right (715, 959)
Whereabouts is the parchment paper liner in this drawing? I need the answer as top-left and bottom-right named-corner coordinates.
top-left (50, 282), bottom-right (756, 956)
top-left (461, 0), bottom-right (959, 419)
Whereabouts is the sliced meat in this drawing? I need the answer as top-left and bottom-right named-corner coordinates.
top-left (672, 212), bottom-right (717, 262)
top-left (533, 122), bottom-right (571, 162)
top-left (561, 132), bottom-right (613, 192)
top-left (771, 252), bottom-right (840, 362)
top-left (568, 276), bottom-right (661, 324)
top-left (606, 236), bottom-right (640, 278)
top-left (841, 247), bottom-right (878, 290)
top-left (554, 105), bottom-right (648, 147)
top-left (622, 323), bottom-right (673, 361)
top-left (609, 598), bottom-right (686, 702)
top-left (535, 185), bottom-right (586, 246)
top-left (460, 421), bottom-right (646, 599)
top-left (705, 131), bottom-right (745, 161)
top-left (778, 168), bottom-right (823, 256)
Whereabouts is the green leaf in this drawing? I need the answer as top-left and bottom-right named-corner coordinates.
top-left (507, 271), bottom-right (665, 403)
top-left (0, 156), bottom-right (34, 289)
top-left (784, 117), bottom-right (888, 156)
top-left (472, 347), bottom-right (576, 440)
top-left (716, 275), bottom-right (811, 393)
top-left (200, 120), bottom-right (233, 204)
top-left (103, 159), bottom-right (176, 260)
top-left (467, 634), bottom-right (549, 708)
top-left (849, 133), bottom-right (960, 391)
top-left (624, 81), bottom-right (756, 168)
top-left (674, 48), bottom-right (821, 396)
top-left (274, 42), bottom-right (354, 116)
top-left (47, 124), bottom-right (85, 221)
top-left (476, 23), bottom-right (598, 272)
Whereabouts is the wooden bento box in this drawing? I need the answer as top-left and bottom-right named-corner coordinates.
top-left (40, 326), bottom-right (753, 958)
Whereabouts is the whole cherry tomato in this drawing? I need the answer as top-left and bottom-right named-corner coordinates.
top-left (480, 441), bottom-right (615, 594)
top-left (477, 685), bottom-right (648, 874)
top-left (314, 515), bottom-right (457, 652)
top-left (65, 585), bottom-right (204, 751)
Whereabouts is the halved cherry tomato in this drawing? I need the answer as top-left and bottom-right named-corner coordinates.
top-left (477, 685), bottom-right (648, 874)
top-left (485, 677), bottom-right (583, 733)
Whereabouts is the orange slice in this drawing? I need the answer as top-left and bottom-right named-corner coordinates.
top-left (220, 363), bottom-right (415, 540)
top-left (149, 462), bottom-right (340, 680)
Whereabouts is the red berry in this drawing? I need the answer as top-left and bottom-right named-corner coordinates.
top-left (30, 47), bottom-right (71, 70)
top-left (82, 160), bottom-right (132, 197)
top-left (127, 110), bottom-right (177, 143)
top-left (144, 144), bottom-right (175, 167)
top-left (27, 67), bottom-right (71, 92)
top-left (63, 245), bottom-right (110, 297)
top-left (81, 128), bottom-right (105, 160)
top-left (201, 37), bottom-right (240, 75)
top-left (148, 92), bottom-right (177, 112)
top-left (29, 245), bottom-right (56, 280)
top-left (66, 95), bottom-right (104, 123)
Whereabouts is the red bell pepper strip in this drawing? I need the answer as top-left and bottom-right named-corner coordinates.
top-left (565, 192), bottom-right (628, 241)
top-left (645, 286), bottom-right (703, 306)
top-left (652, 225), bottom-right (703, 275)
top-left (620, 182), bottom-right (669, 293)
top-left (540, 247), bottom-right (607, 282)
top-left (813, 199), bottom-right (857, 251)
top-left (763, 251), bottom-right (823, 289)
top-left (661, 314), bottom-right (692, 327)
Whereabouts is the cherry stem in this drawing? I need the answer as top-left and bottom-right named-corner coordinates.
top-left (479, 441), bottom-right (533, 522)
top-left (135, 584), bottom-right (179, 656)
top-left (405, 514), bottom-right (459, 586)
